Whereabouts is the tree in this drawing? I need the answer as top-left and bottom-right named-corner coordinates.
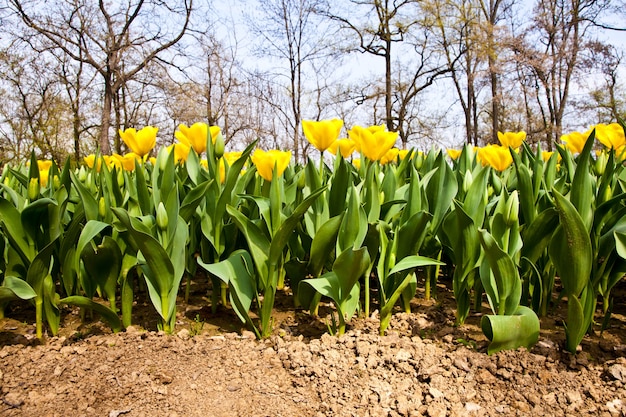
top-left (247, 0), bottom-right (339, 161)
top-left (8, 0), bottom-right (193, 154)
top-left (513, 0), bottom-right (609, 145)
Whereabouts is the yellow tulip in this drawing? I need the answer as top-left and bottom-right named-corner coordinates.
top-left (119, 126), bottom-right (158, 158)
top-left (352, 158), bottom-right (361, 170)
top-left (36, 160), bottom-right (52, 171)
top-left (541, 151), bottom-right (555, 162)
top-left (348, 125), bottom-right (398, 161)
top-left (251, 149), bottom-right (291, 181)
top-left (398, 149), bottom-right (413, 160)
top-left (39, 169), bottom-right (50, 187)
top-left (594, 123), bottom-right (625, 150)
top-left (302, 118), bottom-right (343, 152)
top-left (477, 145), bottom-right (513, 172)
top-left (167, 142), bottom-right (191, 164)
top-left (497, 131), bottom-right (526, 149)
top-left (217, 152), bottom-right (245, 184)
top-left (175, 122), bottom-right (221, 155)
top-left (560, 131), bottom-right (589, 154)
top-left (83, 154), bottom-right (104, 171)
top-left (111, 153), bottom-right (141, 171)
top-left (446, 149), bottom-right (462, 160)
top-left (380, 148), bottom-right (400, 165)
top-left (327, 138), bottom-right (356, 158)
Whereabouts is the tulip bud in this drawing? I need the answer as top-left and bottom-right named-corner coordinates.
top-left (490, 170), bottom-right (502, 195)
top-left (99, 197), bottom-right (107, 219)
top-left (505, 191), bottom-right (519, 227)
top-left (117, 170), bottom-right (125, 187)
top-left (462, 170), bottom-right (473, 194)
top-left (214, 132), bottom-right (225, 159)
top-left (78, 166), bottom-right (88, 182)
top-left (594, 152), bottom-right (608, 176)
top-left (156, 202), bottom-right (169, 230)
top-left (413, 152), bottom-right (424, 170)
top-left (297, 171), bottom-right (306, 190)
top-left (28, 178), bottom-right (40, 200)
top-left (52, 175), bottom-right (61, 190)
top-left (601, 184), bottom-right (612, 204)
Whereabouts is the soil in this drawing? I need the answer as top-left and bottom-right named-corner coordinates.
top-left (1, 280), bottom-right (626, 417)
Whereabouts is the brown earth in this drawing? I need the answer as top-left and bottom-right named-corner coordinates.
top-left (1, 280), bottom-right (626, 417)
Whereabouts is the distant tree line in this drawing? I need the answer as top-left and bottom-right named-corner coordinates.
top-left (0, 0), bottom-right (624, 163)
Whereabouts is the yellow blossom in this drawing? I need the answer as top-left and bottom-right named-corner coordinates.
top-left (477, 145), bottom-right (513, 172)
top-left (352, 158), bottom-right (361, 170)
top-left (328, 138), bottom-right (356, 158)
top-left (251, 149), bottom-right (291, 181)
top-left (111, 153), bottom-right (141, 171)
top-left (175, 122), bottom-right (221, 155)
top-left (398, 149), bottom-right (413, 160)
top-left (541, 151), bottom-right (555, 162)
top-left (167, 142), bottom-right (191, 164)
top-left (560, 131), bottom-right (589, 154)
top-left (119, 126), bottom-right (158, 158)
top-left (302, 118), bottom-right (343, 152)
top-left (348, 125), bottom-right (398, 161)
top-left (497, 131), bottom-right (526, 149)
top-left (83, 154), bottom-right (104, 171)
top-left (446, 149), bottom-right (462, 161)
top-left (380, 148), bottom-right (400, 165)
top-left (594, 123), bottom-right (625, 150)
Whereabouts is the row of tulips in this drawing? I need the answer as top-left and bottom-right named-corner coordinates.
top-left (1, 119), bottom-right (625, 354)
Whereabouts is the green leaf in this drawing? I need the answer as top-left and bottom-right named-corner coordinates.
top-left (268, 185), bottom-right (327, 266)
top-left (0, 276), bottom-right (37, 301)
top-left (112, 207), bottom-right (175, 319)
top-left (333, 246), bottom-right (371, 299)
top-left (549, 190), bottom-right (592, 297)
top-left (0, 197), bottom-right (35, 264)
top-left (308, 213), bottom-right (344, 277)
top-left (198, 250), bottom-right (256, 326)
top-left (570, 129), bottom-right (596, 231)
top-left (337, 186), bottom-right (367, 253)
top-left (70, 170), bottom-right (99, 221)
top-left (179, 180), bottom-right (210, 222)
top-left (60, 296), bottom-right (122, 332)
top-left (481, 306), bottom-right (540, 354)
top-left (478, 229), bottom-right (521, 315)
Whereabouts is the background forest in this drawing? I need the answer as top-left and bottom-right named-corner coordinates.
top-left (0, 0), bottom-right (625, 164)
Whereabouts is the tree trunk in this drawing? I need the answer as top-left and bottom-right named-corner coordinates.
top-left (100, 78), bottom-right (113, 155)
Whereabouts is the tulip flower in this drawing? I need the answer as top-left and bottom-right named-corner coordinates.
top-left (175, 122), bottom-right (221, 155)
top-left (497, 131), bottom-right (526, 149)
top-left (560, 131), bottom-right (588, 154)
top-left (446, 148), bottom-right (462, 161)
top-left (380, 147), bottom-right (400, 165)
top-left (328, 138), bottom-right (356, 158)
top-left (110, 153), bottom-right (141, 171)
top-left (119, 126), bottom-right (158, 159)
top-left (251, 149), bottom-right (291, 181)
top-left (541, 151), bottom-right (555, 162)
top-left (39, 168), bottom-right (50, 187)
top-left (477, 144), bottom-right (513, 172)
top-left (352, 158), bottom-right (361, 170)
top-left (302, 118), bottom-right (343, 152)
top-left (217, 152), bottom-right (245, 184)
top-left (166, 142), bottom-right (191, 164)
top-left (348, 125), bottom-right (398, 161)
top-left (37, 160), bottom-right (52, 172)
top-left (83, 154), bottom-right (105, 172)
top-left (594, 123), bottom-right (625, 150)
